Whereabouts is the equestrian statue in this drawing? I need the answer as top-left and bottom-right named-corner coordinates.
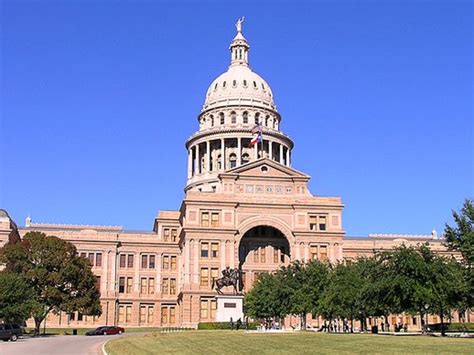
top-left (212, 267), bottom-right (242, 295)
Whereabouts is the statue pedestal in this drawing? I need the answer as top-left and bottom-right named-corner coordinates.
top-left (215, 294), bottom-right (244, 322)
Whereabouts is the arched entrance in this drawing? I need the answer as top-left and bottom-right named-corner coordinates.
top-left (238, 225), bottom-right (291, 292)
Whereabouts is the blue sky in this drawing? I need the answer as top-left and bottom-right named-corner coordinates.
top-left (1, 0), bottom-right (472, 236)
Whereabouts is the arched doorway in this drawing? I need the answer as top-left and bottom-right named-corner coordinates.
top-left (238, 226), bottom-right (291, 292)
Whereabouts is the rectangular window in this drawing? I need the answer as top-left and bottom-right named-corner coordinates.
top-left (211, 212), bottom-right (219, 227)
top-left (119, 277), bottom-right (125, 293)
top-left (80, 252), bottom-right (87, 258)
top-left (260, 247), bottom-right (266, 263)
top-left (140, 306), bottom-right (146, 324)
top-left (170, 278), bottom-right (176, 295)
top-left (162, 255), bottom-right (169, 270)
top-left (273, 248), bottom-right (279, 263)
top-left (127, 254), bottom-right (134, 268)
top-left (78, 312), bottom-right (83, 321)
top-left (69, 312), bottom-right (75, 321)
top-left (95, 253), bottom-right (102, 267)
top-left (201, 242), bottom-right (209, 258)
top-left (310, 246), bottom-right (318, 260)
top-left (200, 268), bottom-right (209, 287)
top-left (319, 245), bottom-right (328, 261)
top-left (141, 255), bottom-right (148, 269)
top-left (201, 212), bottom-right (209, 227)
top-left (163, 228), bottom-right (170, 242)
top-left (141, 277), bottom-right (147, 294)
top-left (211, 242), bottom-right (219, 258)
top-left (171, 256), bottom-right (177, 270)
top-left (126, 305), bottom-right (132, 323)
top-left (169, 307), bottom-right (176, 324)
top-left (211, 268), bottom-right (219, 284)
top-left (162, 278), bottom-right (170, 295)
top-left (118, 306), bottom-right (125, 323)
top-left (319, 216), bottom-right (327, 231)
top-left (161, 307), bottom-right (168, 324)
top-left (149, 255), bottom-right (156, 269)
top-left (126, 277), bottom-right (133, 293)
top-left (149, 277), bottom-right (155, 294)
top-left (210, 299), bottom-right (217, 319)
top-left (309, 215), bottom-right (317, 231)
top-left (119, 254), bottom-right (126, 268)
top-left (95, 276), bottom-right (101, 292)
top-left (88, 253), bottom-right (94, 265)
top-left (148, 306), bottom-right (154, 324)
top-left (253, 248), bottom-right (259, 263)
top-left (200, 299), bottom-right (208, 319)
top-left (171, 229), bottom-right (178, 242)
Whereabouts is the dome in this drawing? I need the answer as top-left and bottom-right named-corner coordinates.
top-left (203, 66), bottom-right (276, 112)
top-left (201, 20), bottom-right (277, 112)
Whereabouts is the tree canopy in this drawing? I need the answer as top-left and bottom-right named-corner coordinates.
top-left (0, 231), bottom-right (102, 335)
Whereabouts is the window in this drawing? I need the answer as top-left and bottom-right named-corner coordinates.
top-left (309, 215), bottom-right (327, 231)
top-left (171, 229), bottom-right (178, 242)
top-left (273, 248), bottom-right (279, 263)
top-left (80, 252), bottom-right (87, 258)
top-left (161, 306), bottom-right (168, 324)
top-left (255, 113), bottom-right (260, 124)
top-left (201, 242), bottom-right (209, 258)
top-left (253, 81), bottom-right (257, 88)
top-left (149, 278), bottom-right (155, 294)
top-left (141, 277), bottom-right (147, 294)
top-left (229, 154), bottom-right (237, 168)
top-left (210, 115), bottom-right (214, 126)
top-left (253, 248), bottom-right (259, 263)
top-left (200, 268), bottom-right (209, 286)
top-left (200, 298), bottom-right (218, 320)
top-left (140, 305), bottom-right (154, 325)
top-left (211, 212), bottom-right (219, 227)
top-left (231, 112), bottom-right (236, 124)
top-left (119, 254), bottom-right (125, 268)
top-left (220, 112), bottom-right (225, 125)
top-left (260, 247), bottom-right (266, 263)
top-left (232, 80), bottom-right (237, 87)
top-left (119, 277), bottom-right (125, 293)
top-left (162, 255), bottom-right (170, 270)
top-left (223, 81), bottom-right (226, 88)
top-left (211, 243), bottom-right (219, 258)
top-left (320, 245), bottom-right (328, 261)
top-left (88, 253), bottom-right (94, 265)
top-left (127, 254), bottom-right (134, 268)
top-left (141, 255), bottom-right (148, 269)
top-left (126, 277), bottom-right (133, 293)
top-left (169, 307), bottom-right (176, 324)
top-left (200, 299), bottom-right (208, 319)
top-left (243, 111), bottom-right (248, 124)
top-left (265, 115), bottom-right (269, 127)
top-left (95, 253), bottom-right (102, 267)
top-left (242, 153), bottom-right (250, 162)
top-left (310, 246), bottom-right (318, 260)
top-left (160, 305), bottom-right (176, 324)
top-left (170, 256), bottom-right (177, 270)
top-left (162, 278), bottom-right (169, 294)
top-left (149, 255), bottom-right (156, 269)
top-left (170, 278), bottom-right (177, 295)
top-left (243, 79), bottom-right (247, 87)
top-left (163, 228), bottom-right (170, 242)
top-left (211, 268), bottom-right (219, 284)
top-left (95, 276), bottom-right (101, 291)
top-left (201, 212), bottom-right (209, 227)
top-left (69, 312), bottom-right (75, 321)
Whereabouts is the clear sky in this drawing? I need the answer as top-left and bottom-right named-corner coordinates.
top-left (1, 0), bottom-right (472, 236)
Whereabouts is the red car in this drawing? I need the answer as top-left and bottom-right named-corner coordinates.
top-left (85, 326), bottom-right (124, 336)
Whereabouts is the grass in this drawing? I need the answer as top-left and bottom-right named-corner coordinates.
top-left (105, 330), bottom-right (473, 354)
top-left (24, 327), bottom-right (162, 336)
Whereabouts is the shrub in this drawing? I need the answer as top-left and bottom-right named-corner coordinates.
top-left (198, 322), bottom-right (258, 330)
top-left (429, 323), bottom-right (474, 332)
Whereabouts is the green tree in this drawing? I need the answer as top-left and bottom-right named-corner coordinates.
top-left (0, 271), bottom-right (37, 323)
top-left (444, 199), bottom-right (474, 309)
top-left (279, 260), bottom-right (329, 329)
top-left (0, 231), bottom-right (102, 335)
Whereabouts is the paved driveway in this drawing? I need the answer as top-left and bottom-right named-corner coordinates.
top-left (0, 334), bottom-right (120, 355)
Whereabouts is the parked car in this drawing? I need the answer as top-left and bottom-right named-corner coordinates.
top-left (85, 326), bottom-right (124, 336)
top-left (0, 323), bottom-right (23, 342)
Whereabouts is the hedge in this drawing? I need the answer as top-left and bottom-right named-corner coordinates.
top-left (198, 322), bottom-right (259, 330)
top-left (429, 323), bottom-right (474, 333)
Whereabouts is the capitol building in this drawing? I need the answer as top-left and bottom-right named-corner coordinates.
top-left (0, 22), bottom-right (450, 329)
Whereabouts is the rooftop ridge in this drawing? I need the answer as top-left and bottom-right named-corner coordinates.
top-left (27, 222), bottom-right (123, 231)
top-left (368, 233), bottom-right (437, 239)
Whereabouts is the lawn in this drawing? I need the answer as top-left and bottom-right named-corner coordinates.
top-left (105, 330), bottom-right (473, 354)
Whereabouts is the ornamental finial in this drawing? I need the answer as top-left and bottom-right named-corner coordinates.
top-left (235, 16), bottom-right (245, 33)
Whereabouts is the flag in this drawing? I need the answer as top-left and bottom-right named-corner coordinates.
top-left (250, 131), bottom-right (262, 146)
top-left (251, 122), bottom-right (262, 134)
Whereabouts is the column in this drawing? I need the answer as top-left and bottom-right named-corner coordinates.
top-left (220, 240), bottom-right (226, 270)
top-left (187, 148), bottom-right (193, 178)
top-left (193, 240), bottom-right (199, 285)
top-left (269, 140), bottom-right (273, 161)
top-left (196, 144), bottom-right (200, 174)
top-left (304, 244), bottom-right (309, 261)
top-left (221, 138), bottom-right (225, 170)
top-left (237, 137), bottom-right (242, 166)
top-left (134, 252), bottom-right (140, 292)
top-left (156, 254), bottom-right (162, 294)
top-left (206, 140), bottom-right (211, 172)
top-left (184, 241), bottom-right (190, 284)
top-left (286, 147), bottom-right (290, 167)
top-left (109, 250), bottom-right (116, 292)
top-left (279, 144), bottom-right (284, 164)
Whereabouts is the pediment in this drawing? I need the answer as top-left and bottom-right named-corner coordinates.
top-left (221, 158), bottom-right (310, 180)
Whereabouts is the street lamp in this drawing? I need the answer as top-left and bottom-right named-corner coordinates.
top-left (424, 304), bottom-right (430, 333)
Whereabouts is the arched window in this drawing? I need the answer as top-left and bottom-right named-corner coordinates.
top-left (220, 112), bottom-right (225, 125)
top-left (210, 115), bottom-right (214, 127)
top-left (242, 153), bottom-right (250, 163)
top-left (229, 153), bottom-right (237, 168)
top-left (232, 80), bottom-right (237, 87)
top-left (231, 111), bottom-right (237, 124)
top-left (243, 80), bottom-right (247, 87)
top-left (223, 81), bottom-right (226, 88)
top-left (214, 83), bottom-right (218, 90)
top-left (255, 113), bottom-right (260, 124)
top-left (261, 83), bottom-right (265, 90)
top-left (265, 115), bottom-right (269, 127)
top-left (253, 81), bottom-right (257, 88)
top-left (243, 111), bottom-right (248, 124)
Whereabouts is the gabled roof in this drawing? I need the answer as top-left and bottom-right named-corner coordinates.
top-left (220, 158), bottom-right (310, 180)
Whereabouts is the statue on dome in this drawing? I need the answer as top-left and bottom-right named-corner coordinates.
top-left (235, 16), bottom-right (245, 33)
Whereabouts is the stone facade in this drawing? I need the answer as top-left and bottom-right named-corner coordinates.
top-left (1, 23), bottom-right (467, 330)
